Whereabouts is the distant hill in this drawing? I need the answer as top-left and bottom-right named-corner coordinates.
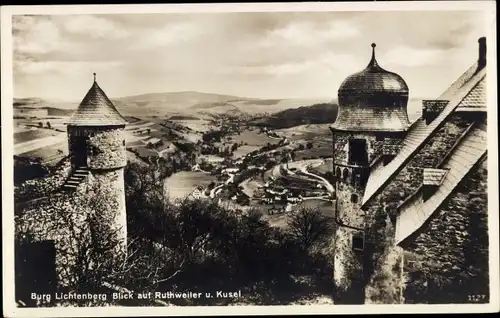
top-left (252, 103), bottom-right (339, 129)
top-left (13, 98), bottom-right (75, 117)
top-left (14, 92), bottom-right (332, 118)
top-left (112, 91), bottom-right (330, 117)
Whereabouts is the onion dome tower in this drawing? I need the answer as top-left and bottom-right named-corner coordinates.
top-left (330, 44), bottom-right (410, 304)
top-left (66, 73), bottom-right (128, 254)
top-left (333, 43), bottom-right (411, 132)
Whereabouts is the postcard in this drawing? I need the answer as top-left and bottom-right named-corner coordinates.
top-left (1, 1), bottom-right (498, 316)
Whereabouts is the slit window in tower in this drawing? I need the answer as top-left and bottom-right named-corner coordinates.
top-left (352, 232), bottom-right (365, 251)
top-left (348, 139), bottom-right (368, 165)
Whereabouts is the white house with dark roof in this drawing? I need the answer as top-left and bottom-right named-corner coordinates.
top-left (331, 38), bottom-right (489, 304)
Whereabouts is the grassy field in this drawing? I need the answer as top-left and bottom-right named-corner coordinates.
top-left (19, 140), bottom-right (68, 165)
top-left (229, 130), bottom-right (279, 147)
top-left (14, 129), bottom-right (60, 144)
top-left (294, 140), bottom-right (332, 161)
top-left (221, 129), bottom-right (281, 159)
top-left (274, 124), bottom-right (332, 161)
top-left (309, 158), bottom-right (333, 175)
top-left (164, 171), bottom-right (217, 201)
top-left (276, 124), bottom-right (331, 141)
top-left (169, 118), bottom-right (213, 133)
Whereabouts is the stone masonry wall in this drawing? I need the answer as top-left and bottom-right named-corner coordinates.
top-left (333, 132), bottom-right (378, 166)
top-left (332, 130), bottom-right (405, 304)
top-left (88, 128), bottom-right (127, 170)
top-left (361, 114), bottom-right (475, 303)
top-left (16, 167), bottom-right (128, 291)
top-left (403, 157), bottom-right (488, 304)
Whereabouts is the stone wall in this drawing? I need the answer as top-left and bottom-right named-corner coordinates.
top-left (403, 157), bottom-right (488, 304)
top-left (16, 167), bottom-right (128, 292)
top-left (333, 132), bottom-right (378, 166)
top-left (68, 126), bottom-right (126, 170)
top-left (15, 157), bottom-right (71, 202)
top-left (360, 114), bottom-right (478, 303)
top-left (88, 128), bottom-right (127, 170)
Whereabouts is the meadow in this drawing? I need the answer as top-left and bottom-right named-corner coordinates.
top-left (219, 129), bottom-right (280, 159)
top-left (164, 171), bottom-right (217, 201)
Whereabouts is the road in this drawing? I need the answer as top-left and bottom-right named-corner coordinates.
top-left (275, 159), bottom-right (335, 194)
top-left (209, 173), bottom-right (235, 198)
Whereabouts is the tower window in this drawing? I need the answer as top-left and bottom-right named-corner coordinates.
top-left (342, 168), bottom-right (349, 181)
top-left (348, 139), bottom-right (368, 165)
top-left (351, 194), bottom-right (358, 203)
top-left (352, 232), bottom-right (365, 251)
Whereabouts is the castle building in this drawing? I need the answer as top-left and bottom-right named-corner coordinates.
top-left (331, 38), bottom-right (488, 304)
top-left (331, 43), bottom-right (412, 304)
top-left (65, 73), bottom-right (129, 252)
top-left (15, 74), bottom-right (129, 305)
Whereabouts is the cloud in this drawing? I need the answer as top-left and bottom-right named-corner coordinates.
top-left (261, 20), bottom-right (360, 48)
top-left (221, 51), bottom-right (359, 78)
top-left (130, 22), bottom-right (202, 50)
top-left (381, 46), bottom-right (446, 68)
top-left (13, 17), bottom-right (63, 55)
top-left (15, 59), bottom-right (123, 75)
top-left (61, 15), bottom-right (130, 40)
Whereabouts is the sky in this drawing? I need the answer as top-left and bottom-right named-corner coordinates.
top-left (12, 10), bottom-right (488, 101)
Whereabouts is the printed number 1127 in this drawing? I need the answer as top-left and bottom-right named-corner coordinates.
top-left (468, 294), bottom-right (486, 302)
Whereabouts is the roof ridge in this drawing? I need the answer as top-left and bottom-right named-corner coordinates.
top-left (361, 65), bottom-right (486, 207)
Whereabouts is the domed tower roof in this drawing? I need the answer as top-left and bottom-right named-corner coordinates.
top-left (332, 43), bottom-right (411, 132)
top-left (67, 73), bottom-right (127, 126)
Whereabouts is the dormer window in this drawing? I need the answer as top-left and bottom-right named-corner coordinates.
top-left (422, 168), bottom-right (449, 201)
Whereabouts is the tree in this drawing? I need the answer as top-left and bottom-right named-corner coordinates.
top-left (38, 122), bottom-right (43, 128)
top-left (306, 142), bottom-right (313, 150)
top-left (298, 144), bottom-right (305, 151)
top-left (286, 207), bottom-right (334, 250)
top-left (46, 122), bottom-right (51, 129)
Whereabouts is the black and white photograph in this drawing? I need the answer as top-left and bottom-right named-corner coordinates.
top-left (1, 1), bottom-right (498, 316)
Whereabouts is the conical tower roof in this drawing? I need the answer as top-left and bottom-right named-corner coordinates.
top-left (67, 73), bottom-right (127, 126)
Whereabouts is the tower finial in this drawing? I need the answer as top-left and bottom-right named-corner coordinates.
top-left (93, 72), bottom-right (96, 83)
top-left (368, 43), bottom-right (379, 68)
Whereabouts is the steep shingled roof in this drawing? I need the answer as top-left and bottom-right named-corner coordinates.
top-left (67, 77), bottom-right (127, 126)
top-left (395, 124), bottom-right (487, 245)
top-left (456, 76), bottom-right (486, 110)
top-left (361, 62), bottom-right (486, 207)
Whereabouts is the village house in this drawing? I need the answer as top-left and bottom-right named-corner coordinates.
top-left (331, 38), bottom-right (489, 304)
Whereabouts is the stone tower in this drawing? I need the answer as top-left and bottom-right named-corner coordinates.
top-left (66, 73), bottom-right (128, 253)
top-left (330, 44), bottom-right (411, 304)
